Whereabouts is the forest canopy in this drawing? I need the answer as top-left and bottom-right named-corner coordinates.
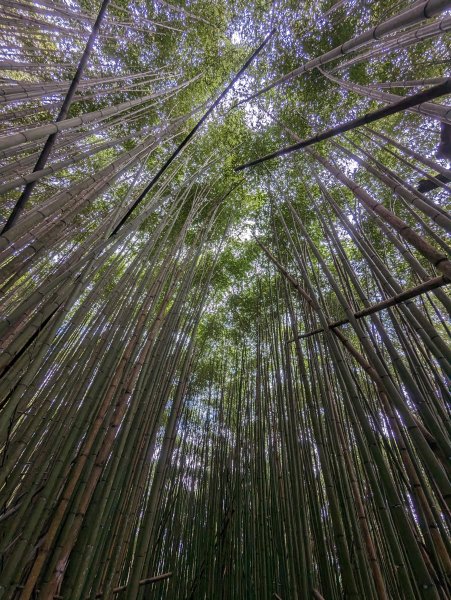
top-left (0, 1), bottom-right (450, 599)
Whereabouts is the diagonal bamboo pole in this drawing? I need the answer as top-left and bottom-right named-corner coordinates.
top-left (0, 0), bottom-right (111, 234)
top-left (235, 79), bottom-right (451, 171)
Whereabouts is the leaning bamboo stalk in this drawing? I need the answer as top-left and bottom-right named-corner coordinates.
top-left (235, 79), bottom-right (451, 171)
top-left (329, 15), bottom-right (451, 74)
top-left (0, 132), bottom-right (129, 179)
top-left (318, 206), bottom-right (450, 453)
top-left (0, 137), bottom-right (164, 261)
top-left (309, 150), bottom-right (451, 280)
top-left (234, 0), bottom-right (450, 106)
top-left (318, 180), bottom-right (451, 379)
top-left (0, 116), bottom-right (191, 255)
top-left (0, 78), bottom-right (197, 154)
top-left (111, 28), bottom-right (276, 234)
top-left (93, 571), bottom-right (172, 597)
top-left (290, 275), bottom-right (449, 339)
top-left (263, 112), bottom-right (451, 323)
top-left (328, 176), bottom-right (451, 317)
top-left (0, 81), bottom-right (165, 123)
top-left (321, 69), bottom-right (451, 124)
top-left (357, 130), bottom-right (451, 197)
top-left (364, 126), bottom-right (451, 179)
top-left (0, 137), bottom-right (126, 195)
top-left (253, 237), bottom-right (314, 306)
top-left (368, 77), bottom-right (449, 89)
top-left (280, 189), bottom-right (451, 496)
top-left (0, 159), bottom-right (189, 343)
top-left (332, 141), bottom-right (451, 232)
top-left (14, 573), bottom-right (172, 599)
top-left (0, 0), bottom-right (111, 233)
top-left (0, 68), bottom-right (167, 100)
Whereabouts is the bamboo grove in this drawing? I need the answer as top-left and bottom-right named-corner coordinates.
top-left (0, 0), bottom-right (450, 598)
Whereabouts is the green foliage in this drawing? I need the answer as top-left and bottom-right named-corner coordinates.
top-left (1, 0), bottom-right (449, 393)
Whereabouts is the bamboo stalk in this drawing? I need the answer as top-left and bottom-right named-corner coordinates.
top-left (290, 276), bottom-right (450, 339)
top-left (235, 79), bottom-right (451, 171)
top-left (0, 0), bottom-right (112, 233)
top-left (93, 571), bottom-right (172, 597)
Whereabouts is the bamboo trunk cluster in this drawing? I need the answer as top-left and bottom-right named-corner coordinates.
top-left (1, 0), bottom-right (450, 599)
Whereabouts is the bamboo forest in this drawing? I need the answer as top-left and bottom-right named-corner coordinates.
top-left (1, 0), bottom-right (451, 598)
